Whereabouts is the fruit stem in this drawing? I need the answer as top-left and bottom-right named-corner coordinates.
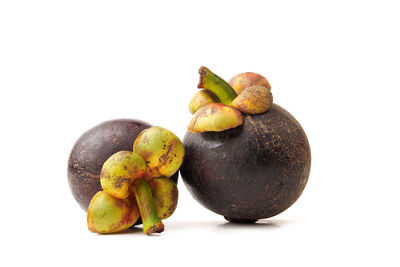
top-left (197, 66), bottom-right (237, 105)
top-left (132, 179), bottom-right (164, 235)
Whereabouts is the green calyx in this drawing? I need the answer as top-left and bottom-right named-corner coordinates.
top-left (189, 67), bottom-right (274, 133)
top-left (87, 126), bottom-right (183, 235)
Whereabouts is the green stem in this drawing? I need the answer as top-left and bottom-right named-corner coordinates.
top-left (197, 66), bottom-right (237, 105)
top-left (132, 179), bottom-right (164, 235)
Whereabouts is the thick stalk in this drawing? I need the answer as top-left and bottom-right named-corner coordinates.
top-left (132, 179), bottom-right (164, 234)
top-left (197, 66), bottom-right (237, 105)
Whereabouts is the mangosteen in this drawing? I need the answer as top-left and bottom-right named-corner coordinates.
top-left (68, 119), bottom-right (179, 211)
top-left (180, 67), bottom-right (311, 223)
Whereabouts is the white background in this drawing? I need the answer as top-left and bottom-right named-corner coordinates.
top-left (1, 0), bottom-right (399, 266)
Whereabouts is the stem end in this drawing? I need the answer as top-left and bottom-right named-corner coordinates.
top-left (132, 179), bottom-right (165, 235)
top-left (145, 221), bottom-right (165, 235)
top-left (196, 66), bottom-right (237, 105)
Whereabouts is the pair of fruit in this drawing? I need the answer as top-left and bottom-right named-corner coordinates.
top-left (188, 67), bottom-right (273, 133)
top-left (68, 66), bottom-right (311, 229)
top-left (87, 126), bottom-right (184, 234)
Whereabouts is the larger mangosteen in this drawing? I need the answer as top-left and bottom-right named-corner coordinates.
top-left (180, 67), bottom-right (311, 223)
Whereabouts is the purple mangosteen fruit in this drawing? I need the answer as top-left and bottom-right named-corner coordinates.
top-left (180, 67), bottom-right (311, 223)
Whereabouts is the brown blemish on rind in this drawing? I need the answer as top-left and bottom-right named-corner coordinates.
top-left (264, 184), bottom-right (269, 192)
top-left (159, 139), bottom-right (177, 167)
top-left (113, 177), bottom-right (131, 189)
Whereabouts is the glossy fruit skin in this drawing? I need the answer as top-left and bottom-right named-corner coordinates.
top-left (67, 119), bottom-right (151, 211)
top-left (180, 104), bottom-right (311, 221)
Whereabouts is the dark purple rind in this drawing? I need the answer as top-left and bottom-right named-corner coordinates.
top-left (67, 119), bottom-right (151, 211)
top-left (180, 104), bottom-right (311, 221)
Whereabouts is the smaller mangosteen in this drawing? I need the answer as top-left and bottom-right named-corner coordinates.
top-left (67, 119), bottom-right (179, 212)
